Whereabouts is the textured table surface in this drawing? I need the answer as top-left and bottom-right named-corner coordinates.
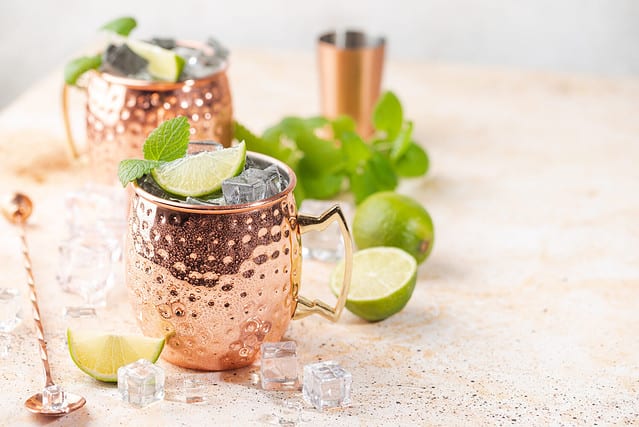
top-left (0, 50), bottom-right (638, 426)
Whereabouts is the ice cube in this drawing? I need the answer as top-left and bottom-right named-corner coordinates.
top-left (42, 385), bottom-right (67, 411)
top-left (150, 37), bottom-right (176, 50)
top-left (260, 341), bottom-right (298, 390)
top-left (303, 361), bottom-right (352, 410)
top-left (222, 172), bottom-right (266, 205)
top-left (300, 200), bottom-right (352, 262)
top-left (118, 359), bottom-right (165, 407)
top-left (244, 165), bottom-right (283, 198)
top-left (0, 288), bottom-right (22, 333)
top-left (102, 44), bottom-right (148, 76)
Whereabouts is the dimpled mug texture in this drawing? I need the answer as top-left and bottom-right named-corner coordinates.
top-left (125, 160), bottom-right (301, 370)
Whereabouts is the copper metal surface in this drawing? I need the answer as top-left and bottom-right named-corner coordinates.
top-left (2, 193), bottom-right (86, 416)
top-left (125, 152), bottom-right (352, 370)
top-left (62, 41), bottom-right (233, 184)
top-left (318, 30), bottom-right (385, 136)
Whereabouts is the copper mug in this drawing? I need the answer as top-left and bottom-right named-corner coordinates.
top-left (62, 40), bottom-right (233, 184)
top-left (125, 152), bottom-right (353, 371)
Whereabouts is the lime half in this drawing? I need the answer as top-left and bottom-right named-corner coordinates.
top-left (151, 142), bottom-right (246, 197)
top-left (67, 329), bottom-right (165, 383)
top-left (330, 247), bottom-right (417, 322)
top-left (126, 39), bottom-right (185, 82)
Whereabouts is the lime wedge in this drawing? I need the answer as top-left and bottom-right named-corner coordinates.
top-left (151, 142), bottom-right (246, 197)
top-left (330, 247), bottom-right (417, 322)
top-left (67, 329), bottom-right (165, 383)
top-left (126, 39), bottom-right (185, 82)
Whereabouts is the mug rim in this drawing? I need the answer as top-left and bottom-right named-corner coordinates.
top-left (131, 151), bottom-right (297, 214)
top-left (96, 39), bottom-right (229, 90)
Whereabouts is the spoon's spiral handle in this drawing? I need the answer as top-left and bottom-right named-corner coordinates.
top-left (18, 222), bottom-right (54, 387)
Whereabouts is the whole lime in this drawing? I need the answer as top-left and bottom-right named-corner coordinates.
top-left (352, 192), bottom-right (434, 264)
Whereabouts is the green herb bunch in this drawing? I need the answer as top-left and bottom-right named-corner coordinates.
top-left (234, 91), bottom-right (429, 205)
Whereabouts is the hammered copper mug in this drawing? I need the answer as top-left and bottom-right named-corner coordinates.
top-left (125, 152), bottom-right (353, 371)
top-left (62, 40), bottom-right (233, 184)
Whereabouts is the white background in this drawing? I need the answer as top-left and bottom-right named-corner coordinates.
top-left (1, 0), bottom-right (638, 108)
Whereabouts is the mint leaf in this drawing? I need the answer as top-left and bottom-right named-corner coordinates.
top-left (143, 116), bottom-right (190, 161)
top-left (372, 91), bottom-right (403, 140)
top-left (64, 55), bottom-right (102, 85)
top-left (331, 115), bottom-right (357, 139)
top-left (117, 159), bottom-right (160, 187)
top-left (389, 121), bottom-right (413, 162)
top-left (340, 131), bottom-right (371, 173)
top-left (394, 143), bottom-right (429, 177)
top-left (100, 16), bottom-right (137, 36)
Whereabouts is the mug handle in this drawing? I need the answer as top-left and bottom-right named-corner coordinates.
top-left (61, 83), bottom-right (81, 159)
top-left (293, 205), bottom-right (353, 321)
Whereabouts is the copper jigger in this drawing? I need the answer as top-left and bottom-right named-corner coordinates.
top-left (318, 30), bottom-right (385, 136)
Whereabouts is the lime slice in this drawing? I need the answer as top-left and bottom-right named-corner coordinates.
top-left (330, 247), bottom-right (417, 322)
top-left (126, 39), bottom-right (185, 82)
top-left (151, 142), bottom-right (246, 197)
top-left (67, 329), bottom-right (165, 383)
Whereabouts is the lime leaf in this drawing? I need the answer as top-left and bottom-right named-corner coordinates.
top-left (389, 121), bottom-right (413, 162)
top-left (67, 329), bottom-right (165, 383)
top-left (100, 16), bottom-right (137, 36)
top-left (329, 247), bottom-right (417, 322)
top-left (372, 91), bottom-right (403, 140)
top-left (143, 116), bottom-right (190, 162)
top-left (394, 143), bottom-right (429, 177)
top-left (151, 142), bottom-right (246, 197)
top-left (117, 159), bottom-right (161, 187)
top-left (126, 39), bottom-right (185, 82)
top-left (64, 55), bottom-right (102, 85)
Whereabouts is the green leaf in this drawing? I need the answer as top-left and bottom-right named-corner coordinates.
top-left (369, 152), bottom-right (398, 191)
top-left (349, 152), bottom-right (398, 204)
top-left (100, 16), bottom-right (137, 36)
top-left (298, 162), bottom-right (344, 199)
top-left (64, 55), bottom-right (102, 85)
top-left (143, 116), bottom-right (190, 161)
top-left (394, 143), bottom-right (430, 177)
top-left (331, 115), bottom-right (357, 139)
top-left (235, 121), bottom-right (298, 168)
top-left (372, 91), bottom-right (403, 140)
top-left (341, 131), bottom-right (371, 173)
top-left (117, 159), bottom-right (160, 187)
top-left (389, 121), bottom-right (413, 162)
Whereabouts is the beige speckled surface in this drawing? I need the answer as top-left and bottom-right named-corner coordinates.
top-left (0, 50), bottom-right (638, 426)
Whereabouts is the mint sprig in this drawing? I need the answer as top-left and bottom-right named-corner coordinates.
top-left (117, 116), bottom-right (190, 187)
top-left (236, 90), bottom-right (429, 205)
top-left (143, 116), bottom-right (190, 161)
top-left (100, 16), bottom-right (137, 36)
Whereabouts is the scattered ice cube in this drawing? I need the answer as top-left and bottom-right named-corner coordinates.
top-left (42, 385), bottom-right (67, 411)
top-left (300, 200), bottom-right (353, 262)
top-left (261, 341), bottom-right (299, 390)
top-left (103, 44), bottom-right (148, 76)
top-left (0, 334), bottom-right (12, 358)
top-left (56, 235), bottom-right (113, 307)
top-left (303, 360), bottom-right (352, 410)
top-left (63, 306), bottom-right (97, 319)
top-left (180, 378), bottom-right (207, 403)
top-left (0, 288), bottom-right (22, 333)
top-left (118, 359), bottom-right (165, 407)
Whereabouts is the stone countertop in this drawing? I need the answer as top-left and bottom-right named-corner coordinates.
top-left (0, 49), bottom-right (638, 426)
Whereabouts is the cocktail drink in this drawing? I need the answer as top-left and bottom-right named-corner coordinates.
top-left (63, 24), bottom-right (233, 184)
top-left (124, 142), bottom-right (353, 371)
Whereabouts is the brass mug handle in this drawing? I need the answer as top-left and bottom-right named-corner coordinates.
top-left (294, 205), bottom-right (353, 321)
top-left (61, 84), bottom-right (81, 159)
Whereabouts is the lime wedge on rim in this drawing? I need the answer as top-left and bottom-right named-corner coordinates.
top-left (126, 39), bottom-right (185, 82)
top-left (151, 142), bottom-right (246, 197)
top-left (330, 247), bottom-right (417, 322)
top-left (67, 329), bottom-right (165, 383)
